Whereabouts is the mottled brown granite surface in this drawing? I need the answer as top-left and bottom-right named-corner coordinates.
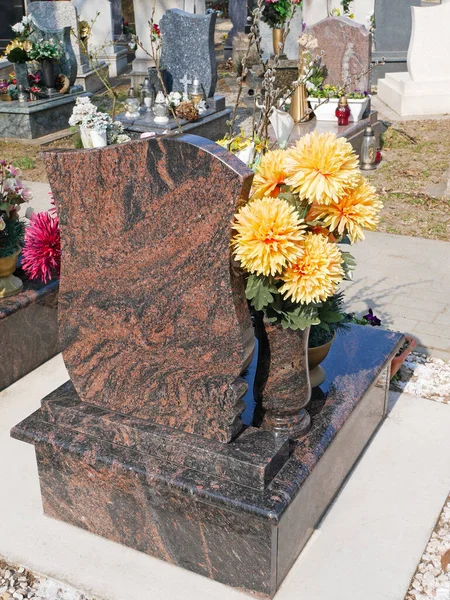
top-left (306, 17), bottom-right (371, 92)
top-left (43, 135), bottom-right (254, 442)
top-left (12, 325), bottom-right (404, 598)
top-left (254, 316), bottom-right (311, 439)
top-left (0, 270), bottom-right (59, 392)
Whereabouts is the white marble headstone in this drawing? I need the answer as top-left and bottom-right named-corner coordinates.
top-left (408, 3), bottom-right (450, 82)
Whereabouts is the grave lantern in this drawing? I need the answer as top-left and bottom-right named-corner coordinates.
top-left (190, 78), bottom-right (203, 106)
top-left (360, 126), bottom-right (378, 170)
top-left (125, 86), bottom-right (140, 118)
top-left (153, 91), bottom-right (169, 124)
top-left (140, 77), bottom-right (153, 112)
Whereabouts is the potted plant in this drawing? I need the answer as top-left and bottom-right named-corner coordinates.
top-left (69, 96), bottom-right (98, 148)
top-left (231, 131), bottom-right (383, 437)
top-left (308, 85), bottom-right (370, 122)
top-left (29, 38), bottom-right (63, 90)
top-left (0, 161), bottom-right (32, 298)
top-left (260, 0), bottom-right (301, 56)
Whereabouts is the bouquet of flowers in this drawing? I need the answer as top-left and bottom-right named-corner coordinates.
top-left (231, 131), bottom-right (382, 331)
top-left (2, 39), bottom-right (33, 64)
top-left (29, 38), bottom-right (63, 61)
top-left (261, 0), bottom-right (301, 29)
top-left (68, 96), bottom-right (97, 127)
top-left (0, 161), bottom-right (32, 258)
top-left (22, 197), bottom-right (60, 283)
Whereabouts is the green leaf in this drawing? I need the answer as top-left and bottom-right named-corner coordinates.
top-left (319, 310), bottom-right (345, 324)
top-left (245, 275), bottom-right (277, 312)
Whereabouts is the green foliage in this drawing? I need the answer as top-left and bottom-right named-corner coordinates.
top-left (245, 274), bottom-right (321, 331)
top-left (0, 219), bottom-right (25, 258)
top-left (13, 157), bottom-right (35, 170)
top-left (5, 47), bottom-right (29, 63)
top-left (340, 250), bottom-right (357, 280)
top-left (340, 0), bottom-right (354, 14)
top-left (309, 291), bottom-right (350, 347)
top-left (261, 0), bottom-right (293, 28)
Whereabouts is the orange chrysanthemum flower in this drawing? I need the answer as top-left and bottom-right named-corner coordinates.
top-left (232, 196), bottom-right (305, 277)
top-left (279, 233), bottom-right (344, 304)
top-left (251, 149), bottom-right (287, 199)
top-left (284, 132), bottom-right (360, 205)
top-left (308, 177), bottom-right (383, 243)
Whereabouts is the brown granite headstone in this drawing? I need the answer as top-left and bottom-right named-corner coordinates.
top-left (43, 135), bottom-right (255, 443)
top-left (306, 16), bottom-right (371, 92)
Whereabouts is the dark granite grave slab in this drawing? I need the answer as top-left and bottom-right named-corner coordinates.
top-left (12, 325), bottom-right (403, 597)
top-left (39, 382), bottom-right (291, 491)
top-left (0, 92), bottom-right (87, 139)
top-left (278, 110), bottom-right (380, 160)
top-left (118, 96), bottom-right (231, 142)
top-left (0, 269), bottom-right (59, 392)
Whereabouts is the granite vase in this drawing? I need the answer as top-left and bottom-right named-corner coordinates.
top-left (0, 250), bottom-right (23, 298)
top-left (13, 63), bottom-right (29, 92)
top-left (40, 59), bottom-right (55, 90)
top-left (254, 314), bottom-right (311, 439)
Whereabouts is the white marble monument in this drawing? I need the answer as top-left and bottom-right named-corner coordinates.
top-left (377, 2), bottom-right (450, 116)
top-left (130, 0), bottom-right (205, 88)
top-left (72, 0), bottom-right (128, 77)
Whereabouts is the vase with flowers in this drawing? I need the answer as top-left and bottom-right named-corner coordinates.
top-left (29, 38), bottom-right (63, 91)
top-left (231, 131), bottom-right (383, 438)
top-left (1, 16), bottom-right (35, 90)
top-left (261, 0), bottom-right (302, 56)
top-left (0, 161), bottom-right (32, 298)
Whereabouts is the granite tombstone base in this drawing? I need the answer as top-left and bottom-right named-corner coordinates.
top-left (0, 270), bottom-right (59, 392)
top-left (118, 95), bottom-right (232, 141)
top-left (12, 325), bottom-right (403, 597)
top-left (0, 92), bottom-right (87, 139)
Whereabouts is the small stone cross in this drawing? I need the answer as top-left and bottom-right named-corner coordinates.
top-left (180, 73), bottom-right (192, 96)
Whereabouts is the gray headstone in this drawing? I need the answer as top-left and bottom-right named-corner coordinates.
top-left (110, 0), bottom-right (123, 38)
top-left (160, 9), bottom-right (217, 98)
top-left (224, 0), bottom-right (254, 59)
top-left (374, 0), bottom-right (421, 57)
top-left (306, 17), bottom-right (371, 92)
top-left (27, 1), bottom-right (87, 78)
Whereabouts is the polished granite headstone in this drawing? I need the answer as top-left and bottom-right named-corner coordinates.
top-left (160, 9), bottom-right (217, 98)
top-left (11, 135), bottom-right (403, 598)
top-left (306, 16), bottom-right (371, 92)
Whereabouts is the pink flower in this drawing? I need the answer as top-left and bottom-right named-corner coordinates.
top-left (21, 211), bottom-right (61, 283)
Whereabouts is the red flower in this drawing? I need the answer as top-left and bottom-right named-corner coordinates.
top-left (152, 23), bottom-right (161, 36)
top-left (22, 211), bottom-right (61, 283)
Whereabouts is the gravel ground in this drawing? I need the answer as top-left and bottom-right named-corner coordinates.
top-left (0, 561), bottom-right (95, 600)
top-left (405, 498), bottom-right (450, 600)
top-left (391, 352), bottom-right (450, 405)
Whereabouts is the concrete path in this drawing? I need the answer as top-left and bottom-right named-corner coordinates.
top-left (341, 231), bottom-right (450, 356)
top-left (24, 180), bottom-right (450, 356)
top-left (1, 356), bottom-right (450, 600)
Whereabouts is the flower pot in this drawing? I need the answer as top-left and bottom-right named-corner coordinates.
top-left (307, 97), bottom-right (339, 121)
top-left (272, 28), bottom-right (284, 56)
top-left (254, 314), bottom-right (311, 439)
top-left (40, 59), bottom-right (55, 89)
top-left (13, 62), bottom-right (29, 91)
top-left (290, 84), bottom-right (309, 123)
top-left (348, 97), bottom-right (371, 122)
top-left (390, 335), bottom-right (417, 379)
top-left (79, 125), bottom-right (93, 149)
top-left (0, 250), bottom-right (23, 298)
top-left (89, 130), bottom-right (107, 148)
top-left (308, 333), bottom-right (335, 388)
top-left (0, 95), bottom-right (12, 102)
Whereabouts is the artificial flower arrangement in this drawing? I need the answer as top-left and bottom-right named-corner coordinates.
top-left (231, 131), bottom-right (382, 333)
top-left (1, 16), bottom-right (34, 64)
top-left (22, 198), bottom-right (60, 284)
top-left (0, 161), bottom-right (32, 259)
top-left (69, 97), bottom-right (131, 148)
top-left (261, 0), bottom-right (302, 29)
top-left (28, 38), bottom-right (63, 61)
top-left (308, 83), bottom-right (369, 100)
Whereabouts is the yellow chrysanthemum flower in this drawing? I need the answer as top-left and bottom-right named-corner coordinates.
top-left (284, 132), bottom-right (360, 205)
top-left (308, 177), bottom-right (383, 243)
top-left (279, 233), bottom-right (344, 304)
top-left (251, 149), bottom-right (287, 199)
top-left (232, 196), bottom-right (305, 277)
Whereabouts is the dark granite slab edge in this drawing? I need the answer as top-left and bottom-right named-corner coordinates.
top-left (0, 278), bottom-right (59, 320)
top-left (11, 326), bottom-right (403, 523)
